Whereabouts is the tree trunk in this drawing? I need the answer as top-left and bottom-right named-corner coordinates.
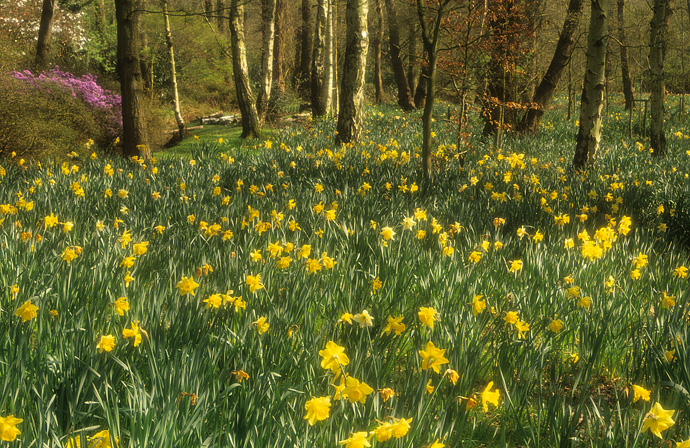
top-left (297, 0), bottom-right (313, 96)
top-left (325, 0), bottom-right (335, 115)
top-left (204, 0), bottom-right (213, 20)
top-left (273, 0), bottom-right (287, 94)
top-left (385, 0), bottom-right (415, 110)
top-left (337, 0), bottom-right (369, 144)
top-left (617, 0), bottom-right (633, 110)
top-left (216, 0), bottom-right (226, 33)
top-left (417, 0), bottom-right (451, 182)
top-left (407, 22), bottom-right (419, 94)
top-left (518, 0), bottom-right (584, 134)
top-left (414, 60), bottom-right (428, 109)
top-left (115, 0), bottom-right (150, 159)
top-left (163, 0), bottom-right (185, 137)
top-left (35, 0), bottom-right (56, 67)
top-left (257, 0), bottom-right (277, 122)
top-left (573, 0), bottom-right (609, 169)
top-left (373, 0), bottom-right (384, 103)
top-left (230, 0), bottom-right (262, 139)
top-left (311, 0), bottom-right (329, 116)
top-left (649, 0), bottom-right (671, 156)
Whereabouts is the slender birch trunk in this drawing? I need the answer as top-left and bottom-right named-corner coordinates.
top-left (336, 0), bottom-right (369, 144)
top-left (162, 0), bottom-right (185, 136)
top-left (573, 0), bottom-right (610, 169)
top-left (257, 0), bottom-right (277, 122)
top-left (373, 0), bottom-right (384, 103)
top-left (273, 0), bottom-right (287, 93)
top-left (325, 0), bottom-right (335, 115)
top-left (229, 0), bottom-right (262, 139)
top-left (311, 0), bottom-right (329, 116)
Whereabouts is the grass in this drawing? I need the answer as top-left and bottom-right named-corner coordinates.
top-left (1, 96), bottom-right (689, 447)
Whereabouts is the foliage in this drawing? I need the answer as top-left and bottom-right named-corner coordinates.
top-left (0, 71), bottom-right (118, 159)
top-left (1, 103), bottom-right (689, 447)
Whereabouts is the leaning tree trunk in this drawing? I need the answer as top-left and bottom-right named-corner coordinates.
top-left (311, 0), bottom-right (329, 117)
top-left (229, 0), bottom-right (262, 139)
top-left (518, 0), bottom-right (584, 134)
top-left (337, 0), bottom-right (369, 144)
top-left (257, 0), bottom-right (277, 122)
top-left (373, 0), bottom-right (384, 103)
top-left (115, 0), bottom-right (150, 159)
top-left (617, 0), bottom-right (634, 110)
top-left (163, 0), bottom-right (185, 137)
top-left (385, 0), bottom-right (416, 110)
top-left (649, 0), bottom-right (671, 156)
top-left (35, 0), bottom-right (56, 67)
top-left (273, 0), bottom-right (287, 93)
top-left (573, 0), bottom-right (610, 169)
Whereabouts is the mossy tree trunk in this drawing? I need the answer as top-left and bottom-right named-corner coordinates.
top-left (115, 0), bottom-right (150, 159)
top-left (229, 0), bottom-right (261, 139)
top-left (336, 0), bottom-right (369, 144)
top-left (573, 0), bottom-right (610, 169)
top-left (649, 0), bottom-right (671, 156)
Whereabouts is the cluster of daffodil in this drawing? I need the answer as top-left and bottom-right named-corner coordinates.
top-left (1, 102), bottom-right (690, 446)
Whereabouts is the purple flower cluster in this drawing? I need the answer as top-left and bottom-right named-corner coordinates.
top-left (11, 67), bottom-right (122, 139)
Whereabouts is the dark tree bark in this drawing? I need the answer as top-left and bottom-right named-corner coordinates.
top-left (414, 60), bottom-right (428, 109)
top-left (518, 0), bottom-right (584, 134)
top-left (649, 0), bottom-right (671, 156)
top-left (337, 0), bottom-right (369, 144)
top-left (296, 0), bottom-right (313, 96)
top-left (257, 0), bottom-right (277, 122)
top-left (407, 22), bottom-right (419, 94)
top-left (216, 0), bottom-right (226, 33)
top-left (373, 0), bottom-right (384, 103)
top-left (617, 0), bottom-right (633, 110)
top-left (35, 0), bottom-right (56, 67)
top-left (573, 0), bottom-right (610, 169)
top-left (204, 0), bottom-right (213, 20)
top-left (385, 0), bottom-right (415, 110)
top-left (417, 0), bottom-right (451, 182)
top-left (311, 0), bottom-right (329, 116)
top-left (229, 0), bottom-right (262, 139)
top-left (273, 0), bottom-right (287, 93)
top-left (115, 0), bottom-right (150, 159)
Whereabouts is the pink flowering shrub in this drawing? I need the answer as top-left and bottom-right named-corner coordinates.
top-left (0, 68), bottom-right (121, 158)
